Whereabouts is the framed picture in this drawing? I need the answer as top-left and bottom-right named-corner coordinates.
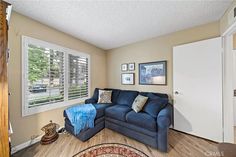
top-left (121, 63), bottom-right (128, 71)
top-left (139, 61), bottom-right (167, 85)
top-left (128, 63), bottom-right (135, 71)
top-left (121, 73), bottom-right (135, 85)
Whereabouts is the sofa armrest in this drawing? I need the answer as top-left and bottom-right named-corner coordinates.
top-left (156, 103), bottom-right (172, 152)
top-left (157, 103), bottom-right (172, 129)
top-left (85, 98), bottom-right (97, 104)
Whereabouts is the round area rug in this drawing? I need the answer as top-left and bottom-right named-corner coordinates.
top-left (73, 143), bottom-right (149, 157)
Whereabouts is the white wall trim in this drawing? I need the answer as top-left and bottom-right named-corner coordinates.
top-left (11, 126), bottom-right (64, 155)
top-left (11, 135), bottom-right (43, 155)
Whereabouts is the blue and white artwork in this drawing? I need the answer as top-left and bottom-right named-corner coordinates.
top-left (139, 61), bottom-right (167, 85)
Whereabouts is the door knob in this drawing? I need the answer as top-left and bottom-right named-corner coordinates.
top-left (175, 91), bottom-right (179, 95)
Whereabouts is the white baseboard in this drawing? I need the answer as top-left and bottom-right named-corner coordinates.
top-left (11, 135), bottom-right (43, 155)
top-left (11, 126), bottom-right (64, 155)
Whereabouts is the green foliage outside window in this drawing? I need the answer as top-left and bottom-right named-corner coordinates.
top-left (28, 44), bottom-right (49, 84)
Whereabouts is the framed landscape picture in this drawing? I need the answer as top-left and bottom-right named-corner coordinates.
top-left (121, 73), bottom-right (135, 85)
top-left (139, 61), bottom-right (167, 85)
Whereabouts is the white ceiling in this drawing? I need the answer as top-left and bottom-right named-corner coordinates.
top-left (7, 0), bottom-right (232, 50)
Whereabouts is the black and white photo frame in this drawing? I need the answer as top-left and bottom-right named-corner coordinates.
top-left (128, 63), bottom-right (135, 71)
top-left (121, 63), bottom-right (135, 72)
top-left (121, 73), bottom-right (135, 85)
top-left (121, 63), bottom-right (128, 71)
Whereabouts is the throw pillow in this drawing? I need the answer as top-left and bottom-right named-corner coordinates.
top-left (132, 95), bottom-right (148, 113)
top-left (98, 90), bottom-right (112, 103)
top-left (143, 97), bottom-right (169, 117)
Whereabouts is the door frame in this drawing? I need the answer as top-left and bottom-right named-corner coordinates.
top-left (222, 21), bottom-right (236, 143)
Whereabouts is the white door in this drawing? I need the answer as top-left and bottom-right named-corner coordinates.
top-left (173, 37), bottom-right (223, 142)
top-left (234, 49), bottom-right (236, 128)
top-left (233, 49), bottom-right (236, 141)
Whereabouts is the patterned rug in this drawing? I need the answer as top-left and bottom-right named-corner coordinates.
top-left (73, 143), bottom-right (149, 157)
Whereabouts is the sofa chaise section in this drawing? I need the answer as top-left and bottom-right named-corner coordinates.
top-left (63, 102), bottom-right (111, 141)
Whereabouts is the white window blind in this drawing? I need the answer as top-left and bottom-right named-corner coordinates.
top-left (27, 44), bottom-right (65, 108)
top-left (22, 36), bottom-right (90, 116)
top-left (68, 54), bottom-right (89, 100)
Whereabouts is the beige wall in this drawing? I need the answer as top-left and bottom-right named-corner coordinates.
top-left (8, 12), bottom-right (107, 146)
top-left (106, 22), bottom-right (220, 97)
top-left (220, 1), bottom-right (236, 34)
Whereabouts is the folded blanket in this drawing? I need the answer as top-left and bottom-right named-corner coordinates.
top-left (65, 104), bottom-right (96, 135)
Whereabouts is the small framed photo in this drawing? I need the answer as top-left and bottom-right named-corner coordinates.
top-left (121, 63), bottom-right (128, 71)
top-left (121, 73), bottom-right (135, 85)
top-left (128, 63), bottom-right (135, 71)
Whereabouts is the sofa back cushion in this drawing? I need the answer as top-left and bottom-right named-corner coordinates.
top-left (139, 91), bottom-right (169, 117)
top-left (91, 88), bottom-right (100, 102)
top-left (140, 92), bottom-right (168, 99)
top-left (143, 97), bottom-right (169, 118)
top-left (104, 88), bottom-right (121, 103)
top-left (116, 90), bottom-right (139, 107)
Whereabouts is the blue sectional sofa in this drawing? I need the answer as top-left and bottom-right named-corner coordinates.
top-left (64, 88), bottom-right (172, 152)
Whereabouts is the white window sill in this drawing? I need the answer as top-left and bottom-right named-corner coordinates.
top-left (22, 97), bottom-right (89, 117)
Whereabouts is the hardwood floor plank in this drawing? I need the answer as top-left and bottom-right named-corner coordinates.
top-left (12, 128), bottom-right (220, 157)
top-left (234, 126), bottom-right (236, 144)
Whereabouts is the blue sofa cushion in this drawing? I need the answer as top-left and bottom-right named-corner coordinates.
top-left (105, 105), bottom-right (132, 121)
top-left (140, 92), bottom-right (168, 99)
top-left (126, 111), bottom-right (157, 132)
top-left (106, 117), bottom-right (157, 137)
top-left (143, 98), bottom-right (169, 118)
top-left (93, 103), bottom-right (112, 119)
top-left (116, 90), bottom-right (139, 107)
top-left (92, 88), bottom-right (100, 102)
top-left (104, 88), bottom-right (121, 103)
top-left (85, 98), bottom-right (97, 104)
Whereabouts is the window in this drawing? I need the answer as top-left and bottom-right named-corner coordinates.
top-left (22, 36), bottom-right (90, 116)
top-left (68, 54), bottom-right (89, 100)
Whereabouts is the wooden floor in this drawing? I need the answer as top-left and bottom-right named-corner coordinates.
top-left (12, 128), bottom-right (220, 157)
top-left (234, 126), bottom-right (236, 144)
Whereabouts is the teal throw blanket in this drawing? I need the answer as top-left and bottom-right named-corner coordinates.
top-left (65, 104), bottom-right (96, 135)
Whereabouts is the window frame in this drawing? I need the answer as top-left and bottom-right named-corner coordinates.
top-left (22, 36), bottom-right (91, 117)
